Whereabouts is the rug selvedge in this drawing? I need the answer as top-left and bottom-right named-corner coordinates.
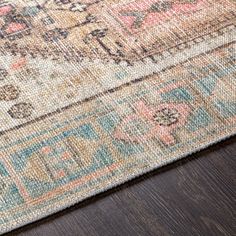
top-left (0, 0), bottom-right (236, 234)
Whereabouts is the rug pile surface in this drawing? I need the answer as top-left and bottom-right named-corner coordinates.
top-left (0, 0), bottom-right (236, 233)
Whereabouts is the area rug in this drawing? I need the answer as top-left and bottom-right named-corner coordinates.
top-left (0, 0), bottom-right (236, 233)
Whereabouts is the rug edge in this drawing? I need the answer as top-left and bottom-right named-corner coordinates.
top-left (1, 129), bottom-right (236, 235)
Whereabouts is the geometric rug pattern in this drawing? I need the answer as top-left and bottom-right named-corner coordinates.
top-left (0, 0), bottom-right (235, 233)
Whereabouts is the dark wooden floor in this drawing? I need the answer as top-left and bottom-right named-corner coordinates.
top-left (6, 136), bottom-right (236, 236)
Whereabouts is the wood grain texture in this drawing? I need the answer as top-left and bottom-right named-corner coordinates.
top-left (5, 136), bottom-right (236, 236)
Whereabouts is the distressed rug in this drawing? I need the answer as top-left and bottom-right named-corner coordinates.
top-left (0, 0), bottom-right (236, 234)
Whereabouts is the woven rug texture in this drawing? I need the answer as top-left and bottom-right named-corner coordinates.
top-left (0, 0), bottom-right (236, 233)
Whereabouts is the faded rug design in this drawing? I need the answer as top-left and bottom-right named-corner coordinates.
top-left (0, 0), bottom-right (236, 233)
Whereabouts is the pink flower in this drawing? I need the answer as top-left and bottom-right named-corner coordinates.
top-left (114, 101), bottom-right (191, 145)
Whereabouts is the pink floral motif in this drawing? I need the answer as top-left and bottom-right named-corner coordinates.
top-left (0, 4), bottom-right (14, 16)
top-left (114, 101), bottom-right (191, 145)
